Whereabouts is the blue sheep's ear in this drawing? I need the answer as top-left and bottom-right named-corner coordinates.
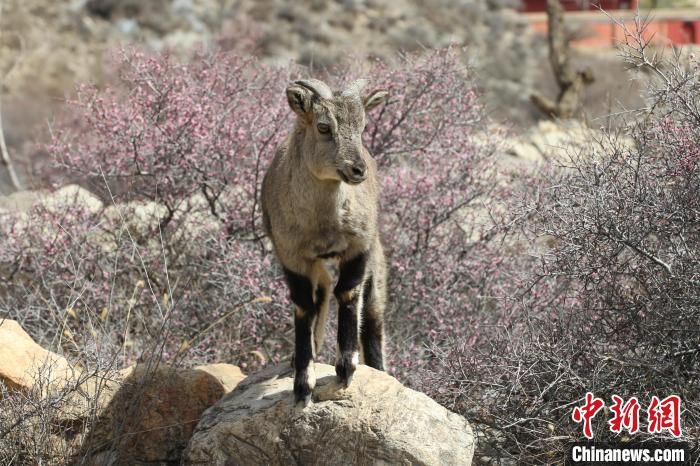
top-left (364, 90), bottom-right (388, 111)
top-left (286, 79), bottom-right (333, 118)
top-left (286, 83), bottom-right (313, 116)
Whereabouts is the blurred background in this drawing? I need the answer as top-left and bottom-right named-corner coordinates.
top-left (1, 0), bottom-right (698, 194)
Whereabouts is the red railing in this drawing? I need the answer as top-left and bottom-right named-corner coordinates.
top-left (526, 8), bottom-right (700, 46)
top-left (521, 0), bottom-right (638, 13)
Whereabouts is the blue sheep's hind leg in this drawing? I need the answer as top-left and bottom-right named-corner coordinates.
top-left (360, 275), bottom-right (385, 370)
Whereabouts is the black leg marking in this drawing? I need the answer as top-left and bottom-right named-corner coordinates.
top-left (294, 311), bottom-right (314, 403)
top-left (336, 300), bottom-right (359, 386)
top-left (361, 275), bottom-right (372, 308)
top-left (283, 267), bottom-right (317, 404)
top-left (334, 253), bottom-right (368, 387)
top-left (283, 268), bottom-right (314, 311)
top-left (360, 277), bottom-right (385, 370)
top-left (334, 253), bottom-right (368, 296)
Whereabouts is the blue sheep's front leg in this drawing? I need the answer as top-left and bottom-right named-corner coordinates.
top-left (283, 267), bottom-right (317, 406)
top-left (334, 253), bottom-right (368, 387)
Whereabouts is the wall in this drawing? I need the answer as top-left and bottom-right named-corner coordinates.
top-left (527, 8), bottom-right (700, 46)
top-left (521, 0), bottom-right (638, 12)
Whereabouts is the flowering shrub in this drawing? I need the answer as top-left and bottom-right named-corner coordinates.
top-left (50, 48), bottom-right (289, 238)
top-left (1, 46), bottom-right (500, 386)
top-left (359, 48), bottom-right (511, 380)
top-left (418, 27), bottom-right (700, 463)
top-left (0, 198), bottom-right (289, 370)
top-left (2, 49), bottom-right (298, 371)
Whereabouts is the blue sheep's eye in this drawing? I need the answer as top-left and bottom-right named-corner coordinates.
top-left (317, 123), bottom-right (331, 134)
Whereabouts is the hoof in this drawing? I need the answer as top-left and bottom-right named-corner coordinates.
top-left (295, 393), bottom-right (312, 408)
top-left (293, 366), bottom-right (315, 406)
top-left (293, 380), bottom-right (313, 406)
top-left (335, 353), bottom-right (357, 388)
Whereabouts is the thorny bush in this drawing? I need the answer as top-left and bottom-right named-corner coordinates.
top-left (420, 23), bottom-right (700, 464)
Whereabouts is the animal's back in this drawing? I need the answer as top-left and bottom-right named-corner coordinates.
top-left (260, 143), bottom-right (288, 238)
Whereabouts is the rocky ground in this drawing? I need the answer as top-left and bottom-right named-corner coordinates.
top-left (0, 319), bottom-right (474, 465)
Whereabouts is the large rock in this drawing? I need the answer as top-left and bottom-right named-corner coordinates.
top-left (0, 189), bottom-right (47, 212)
top-left (95, 201), bottom-right (169, 252)
top-left (78, 363), bottom-right (246, 465)
top-left (39, 185), bottom-right (104, 214)
top-left (507, 120), bottom-right (636, 164)
top-left (0, 319), bottom-right (76, 393)
top-left (93, 192), bottom-right (224, 253)
top-left (184, 363), bottom-right (475, 466)
top-left (0, 320), bottom-right (246, 464)
top-left (506, 120), bottom-right (589, 162)
top-left (0, 185), bottom-right (102, 216)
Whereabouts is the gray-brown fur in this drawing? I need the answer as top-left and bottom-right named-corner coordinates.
top-left (261, 78), bottom-right (388, 405)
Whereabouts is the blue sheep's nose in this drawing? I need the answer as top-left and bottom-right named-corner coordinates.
top-left (351, 165), bottom-right (367, 179)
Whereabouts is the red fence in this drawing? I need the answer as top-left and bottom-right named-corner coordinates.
top-left (527, 9), bottom-right (700, 47)
top-left (521, 0), bottom-right (638, 12)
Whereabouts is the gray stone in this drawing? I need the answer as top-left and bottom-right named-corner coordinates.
top-left (184, 363), bottom-right (475, 466)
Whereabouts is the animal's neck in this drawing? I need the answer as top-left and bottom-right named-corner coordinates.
top-left (293, 162), bottom-right (343, 208)
top-left (289, 133), bottom-right (344, 203)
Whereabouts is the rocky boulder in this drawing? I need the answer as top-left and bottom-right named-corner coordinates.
top-left (506, 120), bottom-right (636, 164)
top-left (0, 319), bottom-right (76, 394)
top-left (77, 363), bottom-right (246, 465)
top-left (184, 363), bottom-right (475, 466)
top-left (0, 320), bottom-right (246, 465)
top-left (38, 185), bottom-right (104, 214)
top-left (506, 120), bottom-right (591, 162)
top-left (0, 189), bottom-right (47, 212)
